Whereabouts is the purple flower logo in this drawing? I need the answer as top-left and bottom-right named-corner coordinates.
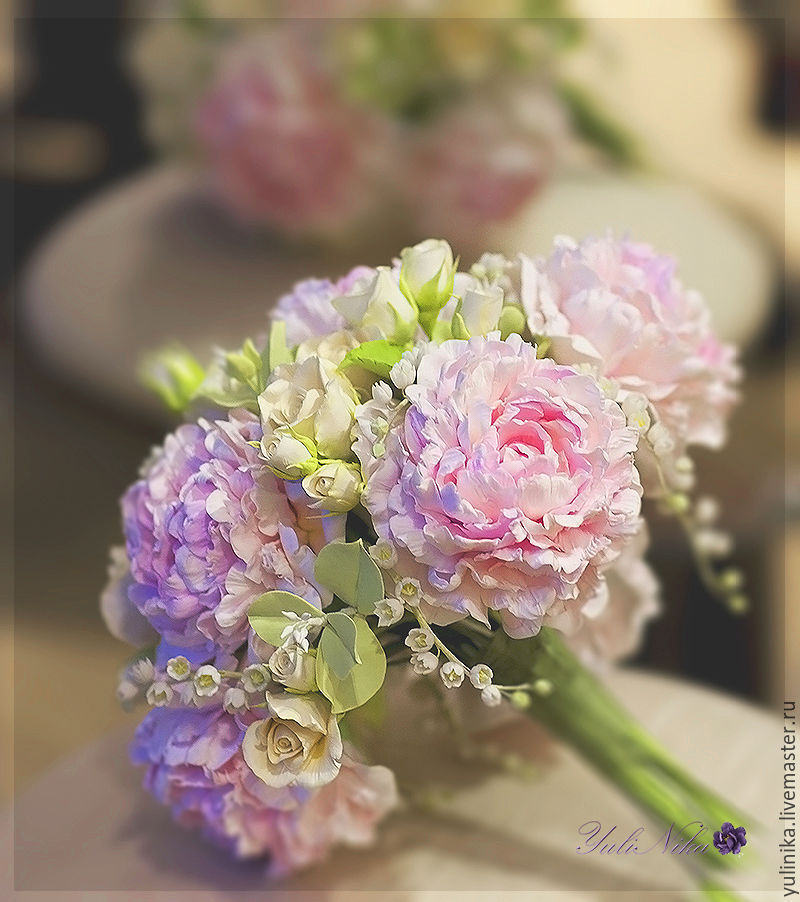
top-left (713, 822), bottom-right (747, 855)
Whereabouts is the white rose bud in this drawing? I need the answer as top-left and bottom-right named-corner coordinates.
top-left (268, 644), bottom-right (318, 692)
top-left (242, 691), bottom-right (343, 789)
top-left (399, 239), bottom-right (456, 329)
top-left (301, 461), bottom-right (362, 513)
top-left (258, 355), bottom-right (358, 460)
top-left (460, 283), bottom-right (504, 336)
top-left (261, 428), bottom-right (318, 479)
top-left (333, 267), bottom-right (418, 344)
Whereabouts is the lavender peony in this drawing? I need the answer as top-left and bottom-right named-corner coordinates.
top-left (131, 705), bottom-right (397, 874)
top-left (522, 235), bottom-right (739, 453)
top-left (121, 410), bottom-right (336, 657)
top-left (354, 334), bottom-right (643, 637)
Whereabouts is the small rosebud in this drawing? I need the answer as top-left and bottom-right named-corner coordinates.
top-left (302, 461), bottom-right (362, 513)
top-left (333, 267), bottom-right (418, 344)
top-left (399, 239), bottom-right (456, 332)
top-left (261, 429), bottom-right (318, 480)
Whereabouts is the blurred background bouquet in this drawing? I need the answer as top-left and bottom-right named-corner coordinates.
top-left (127, 1), bottom-right (635, 247)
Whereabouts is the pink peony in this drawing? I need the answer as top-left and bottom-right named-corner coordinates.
top-left (355, 334), bottom-right (643, 638)
top-left (131, 706), bottom-right (397, 875)
top-left (409, 83), bottom-right (568, 242)
top-left (522, 235), bottom-right (740, 452)
top-left (194, 30), bottom-right (394, 236)
top-left (565, 526), bottom-right (660, 667)
top-left (122, 410), bottom-right (338, 656)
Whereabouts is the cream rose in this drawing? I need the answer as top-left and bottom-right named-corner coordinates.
top-left (268, 644), bottom-right (318, 692)
top-left (302, 461), bottom-right (362, 513)
top-left (258, 355), bottom-right (358, 460)
top-left (243, 691), bottom-right (342, 789)
top-left (332, 267), bottom-right (418, 344)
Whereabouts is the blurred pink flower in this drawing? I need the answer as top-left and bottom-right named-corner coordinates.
top-left (522, 235), bottom-right (740, 453)
top-left (194, 30), bottom-right (395, 236)
top-left (355, 334), bottom-right (642, 638)
top-left (132, 705), bottom-right (397, 874)
top-left (409, 83), bottom-right (569, 241)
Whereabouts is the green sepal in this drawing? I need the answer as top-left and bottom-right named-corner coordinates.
top-left (315, 616), bottom-right (386, 714)
top-left (268, 320), bottom-right (293, 371)
top-left (247, 591), bottom-right (322, 646)
top-left (339, 339), bottom-right (408, 379)
top-left (314, 540), bottom-right (384, 615)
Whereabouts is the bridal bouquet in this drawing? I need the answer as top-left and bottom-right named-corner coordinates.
top-left (103, 235), bottom-right (748, 891)
top-left (128, 6), bottom-right (636, 242)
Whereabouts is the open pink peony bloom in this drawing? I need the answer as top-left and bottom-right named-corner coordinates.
top-left (122, 410), bottom-right (337, 657)
top-left (355, 334), bottom-right (643, 637)
top-left (521, 235), bottom-right (740, 452)
top-left (194, 30), bottom-right (393, 236)
top-left (131, 706), bottom-right (397, 875)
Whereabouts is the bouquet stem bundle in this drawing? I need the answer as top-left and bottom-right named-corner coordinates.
top-left (484, 628), bottom-right (747, 897)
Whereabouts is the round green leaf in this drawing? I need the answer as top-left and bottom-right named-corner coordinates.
top-left (318, 612), bottom-right (360, 680)
top-left (314, 540), bottom-right (384, 615)
top-left (248, 591), bottom-right (322, 646)
top-left (316, 617), bottom-right (386, 714)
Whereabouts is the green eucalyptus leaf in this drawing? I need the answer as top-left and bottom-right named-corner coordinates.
top-left (247, 590), bottom-right (322, 646)
top-left (314, 540), bottom-right (384, 614)
top-left (316, 616), bottom-right (386, 714)
top-left (318, 611), bottom-right (360, 679)
top-left (339, 339), bottom-right (407, 379)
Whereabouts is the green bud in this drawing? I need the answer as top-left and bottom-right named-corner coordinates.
top-left (532, 678), bottom-right (554, 697)
top-left (510, 690), bottom-right (532, 709)
top-left (139, 345), bottom-right (205, 413)
top-left (727, 594), bottom-right (749, 615)
top-left (498, 304), bottom-right (527, 339)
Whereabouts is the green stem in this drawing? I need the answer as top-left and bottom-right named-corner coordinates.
top-left (483, 628), bottom-right (750, 886)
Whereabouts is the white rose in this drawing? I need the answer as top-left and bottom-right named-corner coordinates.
top-left (242, 691), bottom-right (343, 788)
top-left (268, 644), bottom-right (318, 692)
top-left (302, 461), bottom-right (362, 513)
top-left (332, 267), bottom-right (418, 343)
top-left (261, 428), bottom-right (318, 479)
top-left (460, 283), bottom-right (504, 336)
top-left (399, 238), bottom-right (456, 302)
top-left (258, 355), bottom-right (358, 460)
